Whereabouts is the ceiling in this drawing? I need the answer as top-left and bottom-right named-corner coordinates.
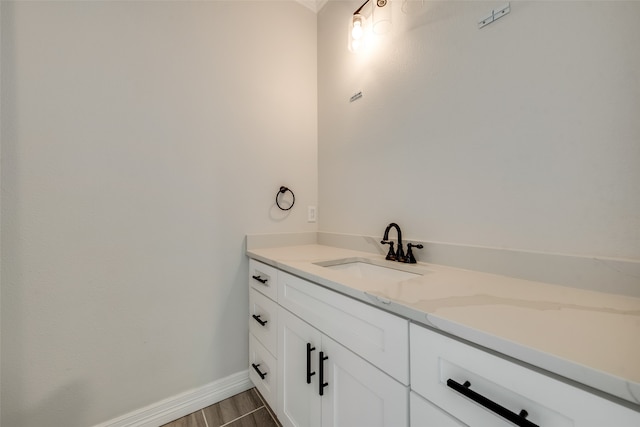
top-left (295, 0), bottom-right (329, 13)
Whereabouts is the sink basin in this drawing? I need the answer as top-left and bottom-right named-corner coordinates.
top-left (315, 258), bottom-right (422, 282)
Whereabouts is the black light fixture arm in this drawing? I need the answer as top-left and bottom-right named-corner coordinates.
top-left (353, 0), bottom-right (388, 16)
top-left (353, 0), bottom-right (370, 16)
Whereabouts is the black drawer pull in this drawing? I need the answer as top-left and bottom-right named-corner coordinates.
top-left (252, 314), bottom-right (268, 326)
top-left (252, 275), bottom-right (268, 284)
top-left (447, 379), bottom-right (539, 427)
top-left (306, 343), bottom-right (316, 384)
top-left (252, 363), bottom-right (267, 380)
top-left (319, 351), bottom-right (329, 396)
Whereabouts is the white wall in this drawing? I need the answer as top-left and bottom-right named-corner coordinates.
top-left (0, 1), bottom-right (317, 426)
top-left (318, 1), bottom-right (640, 260)
top-left (0, 1), bottom-right (3, 421)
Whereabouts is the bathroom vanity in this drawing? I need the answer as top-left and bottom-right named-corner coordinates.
top-left (246, 243), bottom-right (640, 426)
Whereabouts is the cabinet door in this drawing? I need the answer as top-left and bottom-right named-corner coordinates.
top-left (320, 335), bottom-right (409, 427)
top-left (278, 307), bottom-right (322, 427)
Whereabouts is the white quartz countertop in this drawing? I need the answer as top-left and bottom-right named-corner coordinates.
top-left (246, 244), bottom-right (640, 407)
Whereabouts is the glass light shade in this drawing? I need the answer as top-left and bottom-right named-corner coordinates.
top-left (351, 15), bottom-right (365, 38)
top-left (349, 14), bottom-right (368, 52)
top-left (352, 20), bottom-right (363, 39)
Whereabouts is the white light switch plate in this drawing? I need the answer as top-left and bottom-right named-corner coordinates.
top-left (307, 206), bottom-right (317, 223)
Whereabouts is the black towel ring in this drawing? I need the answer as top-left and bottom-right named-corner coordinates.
top-left (276, 186), bottom-right (295, 211)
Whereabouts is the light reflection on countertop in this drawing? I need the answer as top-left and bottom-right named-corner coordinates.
top-left (247, 243), bottom-right (640, 407)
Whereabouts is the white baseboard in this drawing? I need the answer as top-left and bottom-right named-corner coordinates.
top-left (94, 370), bottom-right (253, 427)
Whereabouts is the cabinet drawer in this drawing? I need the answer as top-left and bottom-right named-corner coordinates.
top-left (249, 259), bottom-right (278, 301)
top-left (410, 324), bottom-right (640, 427)
top-left (249, 288), bottom-right (278, 357)
top-left (410, 392), bottom-right (466, 427)
top-left (278, 271), bottom-right (409, 385)
top-left (249, 334), bottom-right (277, 409)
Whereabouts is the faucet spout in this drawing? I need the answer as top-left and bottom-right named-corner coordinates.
top-left (382, 223), bottom-right (405, 262)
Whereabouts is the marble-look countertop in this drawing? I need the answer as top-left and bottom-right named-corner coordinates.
top-left (246, 244), bottom-right (640, 407)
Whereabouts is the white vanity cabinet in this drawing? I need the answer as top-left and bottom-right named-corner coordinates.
top-left (410, 323), bottom-right (640, 427)
top-left (248, 255), bottom-right (640, 427)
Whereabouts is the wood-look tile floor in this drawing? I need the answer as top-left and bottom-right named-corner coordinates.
top-left (161, 388), bottom-right (280, 427)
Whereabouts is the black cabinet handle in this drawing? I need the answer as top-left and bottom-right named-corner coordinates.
top-left (319, 351), bottom-right (329, 396)
top-left (447, 379), bottom-right (539, 427)
top-left (252, 363), bottom-right (267, 380)
top-left (252, 275), bottom-right (268, 284)
top-left (306, 343), bottom-right (316, 384)
top-left (252, 314), bottom-right (268, 326)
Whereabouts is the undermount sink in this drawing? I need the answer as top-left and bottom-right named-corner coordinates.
top-left (314, 258), bottom-right (422, 282)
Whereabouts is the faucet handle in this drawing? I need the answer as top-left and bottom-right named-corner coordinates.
top-left (405, 243), bottom-right (424, 264)
top-left (380, 240), bottom-right (397, 261)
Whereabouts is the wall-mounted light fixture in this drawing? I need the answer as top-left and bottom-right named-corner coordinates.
top-left (349, 0), bottom-right (392, 52)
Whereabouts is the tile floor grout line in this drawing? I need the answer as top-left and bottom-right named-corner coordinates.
top-left (218, 405), bottom-right (265, 427)
top-left (253, 390), bottom-right (279, 426)
top-left (253, 389), bottom-right (267, 409)
top-left (201, 409), bottom-right (210, 427)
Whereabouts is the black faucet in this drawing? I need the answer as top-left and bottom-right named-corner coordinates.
top-left (381, 223), bottom-right (405, 262)
top-left (381, 222), bottom-right (423, 263)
